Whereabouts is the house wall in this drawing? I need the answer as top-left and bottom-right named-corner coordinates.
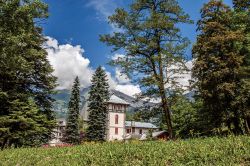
top-left (125, 127), bottom-right (153, 135)
top-left (108, 112), bottom-right (126, 141)
top-left (49, 120), bottom-right (65, 145)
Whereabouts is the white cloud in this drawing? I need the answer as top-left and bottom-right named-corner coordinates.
top-left (45, 37), bottom-right (94, 90)
top-left (165, 60), bottom-right (193, 93)
top-left (111, 53), bottom-right (125, 60)
top-left (45, 36), bottom-right (136, 93)
top-left (115, 68), bottom-right (130, 84)
top-left (105, 70), bottom-right (118, 90)
top-left (85, 0), bottom-right (122, 32)
top-left (45, 36), bottom-right (192, 97)
top-left (115, 84), bottom-right (141, 97)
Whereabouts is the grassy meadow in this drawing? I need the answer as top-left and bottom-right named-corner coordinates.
top-left (0, 136), bottom-right (250, 166)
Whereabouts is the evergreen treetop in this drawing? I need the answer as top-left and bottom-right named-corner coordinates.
top-left (86, 66), bottom-right (110, 141)
top-left (0, 0), bottom-right (57, 148)
top-left (64, 76), bottom-right (81, 144)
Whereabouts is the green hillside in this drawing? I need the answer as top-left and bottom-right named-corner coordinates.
top-left (1, 136), bottom-right (249, 166)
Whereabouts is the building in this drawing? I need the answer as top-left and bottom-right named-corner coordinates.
top-left (49, 118), bottom-right (66, 146)
top-left (84, 94), bottom-right (159, 141)
top-left (106, 95), bottom-right (129, 140)
top-left (50, 94), bottom-right (159, 144)
top-left (125, 121), bottom-right (158, 137)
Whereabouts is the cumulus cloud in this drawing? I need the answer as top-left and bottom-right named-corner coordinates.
top-left (44, 36), bottom-right (138, 95)
top-left (115, 84), bottom-right (141, 97)
top-left (44, 36), bottom-right (192, 97)
top-left (102, 67), bottom-right (118, 90)
top-left (165, 60), bottom-right (193, 93)
top-left (115, 68), bottom-right (130, 84)
top-left (177, 60), bottom-right (193, 90)
top-left (45, 37), bottom-right (94, 90)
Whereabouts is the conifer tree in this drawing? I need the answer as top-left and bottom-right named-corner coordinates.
top-left (64, 77), bottom-right (81, 144)
top-left (0, 99), bottom-right (49, 149)
top-left (86, 67), bottom-right (110, 141)
top-left (0, 0), bottom-right (57, 147)
top-left (192, 0), bottom-right (245, 134)
top-left (100, 0), bottom-right (192, 138)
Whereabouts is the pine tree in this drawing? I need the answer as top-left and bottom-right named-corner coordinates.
top-left (86, 67), bottom-right (110, 141)
top-left (0, 0), bottom-right (57, 147)
top-left (0, 99), bottom-right (49, 149)
top-left (64, 77), bottom-right (81, 144)
top-left (192, 0), bottom-right (245, 135)
top-left (100, 0), bottom-right (192, 139)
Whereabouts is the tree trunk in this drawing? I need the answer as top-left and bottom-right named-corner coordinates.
top-left (245, 117), bottom-right (250, 134)
top-left (159, 83), bottom-right (173, 139)
top-left (1, 138), bottom-right (8, 150)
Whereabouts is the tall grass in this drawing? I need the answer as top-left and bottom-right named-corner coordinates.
top-left (0, 136), bottom-right (249, 166)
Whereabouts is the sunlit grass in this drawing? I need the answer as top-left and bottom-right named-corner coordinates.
top-left (0, 136), bottom-right (250, 166)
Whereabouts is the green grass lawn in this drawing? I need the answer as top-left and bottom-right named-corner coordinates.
top-left (0, 136), bottom-right (250, 166)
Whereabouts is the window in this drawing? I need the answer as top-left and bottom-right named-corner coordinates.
top-left (139, 129), bottom-right (142, 134)
top-left (126, 129), bottom-right (131, 133)
top-left (132, 127), bottom-right (135, 133)
top-left (115, 128), bottom-right (118, 135)
top-left (115, 114), bottom-right (119, 124)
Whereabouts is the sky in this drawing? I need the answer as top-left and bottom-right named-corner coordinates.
top-left (42, 0), bottom-right (233, 96)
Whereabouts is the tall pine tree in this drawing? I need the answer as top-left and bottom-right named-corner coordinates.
top-left (64, 77), bottom-right (80, 144)
top-left (192, 0), bottom-right (245, 135)
top-left (86, 67), bottom-right (109, 141)
top-left (0, 0), bottom-right (57, 148)
top-left (100, 0), bottom-right (192, 138)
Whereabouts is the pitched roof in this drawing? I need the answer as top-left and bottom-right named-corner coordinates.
top-left (108, 95), bottom-right (130, 105)
top-left (125, 121), bottom-right (158, 129)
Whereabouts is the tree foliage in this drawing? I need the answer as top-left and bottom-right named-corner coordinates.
top-left (100, 0), bottom-right (192, 138)
top-left (192, 0), bottom-right (246, 135)
top-left (63, 77), bottom-right (80, 144)
top-left (171, 96), bottom-right (203, 138)
top-left (86, 67), bottom-right (110, 141)
top-left (0, 0), bottom-right (57, 148)
top-left (233, 0), bottom-right (250, 134)
top-left (0, 99), bottom-right (50, 148)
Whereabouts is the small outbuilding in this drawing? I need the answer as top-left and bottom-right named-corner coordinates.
top-left (152, 131), bottom-right (169, 140)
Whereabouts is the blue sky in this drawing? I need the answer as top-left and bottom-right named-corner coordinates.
top-left (42, 0), bottom-right (232, 93)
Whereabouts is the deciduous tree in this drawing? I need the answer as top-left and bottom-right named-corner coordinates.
top-left (192, 0), bottom-right (245, 134)
top-left (100, 0), bottom-right (192, 138)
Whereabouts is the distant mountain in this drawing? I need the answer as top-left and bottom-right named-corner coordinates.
top-left (52, 87), bottom-right (157, 118)
top-left (111, 90), bottom-right (156, 109)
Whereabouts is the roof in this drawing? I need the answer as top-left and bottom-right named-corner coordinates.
top-left (125, 121), bottom-right (158, 129)
top-left (108, 95), bottom-right (130, 105)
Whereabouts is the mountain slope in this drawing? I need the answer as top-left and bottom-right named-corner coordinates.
top-left (52, 87), bottom-right (157, 118)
